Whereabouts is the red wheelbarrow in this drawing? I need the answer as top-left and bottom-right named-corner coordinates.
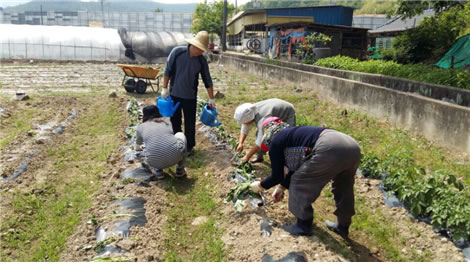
top-left (117, 64), bottom-right (161, 94)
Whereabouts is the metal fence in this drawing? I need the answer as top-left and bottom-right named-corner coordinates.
top-left (0, 41), bottom-right (126, 61)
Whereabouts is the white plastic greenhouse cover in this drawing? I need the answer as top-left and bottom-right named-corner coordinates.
top-left (0, 24), bottom-right (126, 61)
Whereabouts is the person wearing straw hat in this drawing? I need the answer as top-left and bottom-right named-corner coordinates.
top-left (161, 31), bottom-right (216, 156)
top-left (249, 117), bottom-right (361, 237)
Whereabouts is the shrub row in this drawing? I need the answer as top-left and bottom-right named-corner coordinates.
top-left (314, 55), bottom-right (470, 90)
top-left (360, 150), bottom-right (470, 242)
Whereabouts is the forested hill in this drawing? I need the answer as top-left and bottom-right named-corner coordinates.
top-left (241, 0), bottom-right (398, 15)
top-left (3, 0), bottom-right (197, 13)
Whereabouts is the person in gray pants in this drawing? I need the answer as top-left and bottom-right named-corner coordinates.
top-left (250, 118), bottom-right (361, 237)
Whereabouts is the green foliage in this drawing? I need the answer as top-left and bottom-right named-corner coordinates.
top-left (127, 99), bottom-right (140, 126)
top-left (393, 0), bottom-right (466, 18)
top-left (265, 57), bottom-right (281, 66)
top-left (295, 32), bottom-right (332, 63)
top-left (360, 152), bottom-right (384, 179)
top-left (225, 160), bottom-right (261, 212)
top-left (163, 170), bottom-right (225, 261)
top-left (314, 55), bottom-right (470, 90)
top-left (355, 0), bottom-right (398, 15)
top-left (361, 149), bottom-right (470, 241)
top-left (226, 182), bottom-right (250, 202)
top-left (95, 237), bottom-right (118, 253)
top-left (191, 0), bottom-right (235, 39)
top-left (296, 114), bottom-right (312, 126)
top-left (389, 2), bottom-right (470, 64)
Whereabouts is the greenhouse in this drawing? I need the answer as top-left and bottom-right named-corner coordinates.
top-left (0, 24), bottom-right (192, 62)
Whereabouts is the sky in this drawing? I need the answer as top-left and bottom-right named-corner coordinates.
top-left (0, 0), bottom-right (251, 8)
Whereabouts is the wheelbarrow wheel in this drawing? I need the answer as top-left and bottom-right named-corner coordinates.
top-left (135, 80), bottom-right (147, 94)
top-left (124, 79), bottom-right (136, 93)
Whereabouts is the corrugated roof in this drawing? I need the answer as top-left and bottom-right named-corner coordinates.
top-left (227, 5), bottom-right (354, 27)
top-left (369, 9), bottom-right (435, 34)
top-left (267, 21), bottom-right (368, 31)
top-left (227, 9), bottom-right (265, 26)
top-left (247, 5), bottom-right (354, 11)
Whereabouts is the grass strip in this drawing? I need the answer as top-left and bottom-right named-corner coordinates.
top-left (0, 96), bottom-right (124, 261)
top-left (162, 151), bottom-right (226, 262)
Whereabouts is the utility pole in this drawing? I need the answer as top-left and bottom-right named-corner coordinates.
top-left (100, 0), bottom-right (105, 24)
top-left (40, 4), bottom-right (43, 25)
top-left (222, 0), bottom-right (227, 51)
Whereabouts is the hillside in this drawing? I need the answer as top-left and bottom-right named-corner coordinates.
top-left (241, 0), bottom-right (397, 15)
top-left (3, 0), bottom-right (197, 13)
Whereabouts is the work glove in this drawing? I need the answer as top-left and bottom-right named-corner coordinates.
top-left (161, 88), bottom-right (169, 98)
top-left (272, 185), bottom-right (285, 203)
top-left (250, 181), bottom-right (264, 193)
top-left (209, 98), bottom-right (216, 108)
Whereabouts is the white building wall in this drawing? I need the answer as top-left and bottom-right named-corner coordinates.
top-left (0, 10), bottom-right (192, 32)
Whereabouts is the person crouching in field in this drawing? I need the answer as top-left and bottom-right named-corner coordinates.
top-left (249, 117), bottom-right (361, 237)
top-left (136, 105), bottom-right (187, 179)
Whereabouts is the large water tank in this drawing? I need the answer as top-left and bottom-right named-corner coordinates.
top-left (118, 28), bottom-right (194, 63)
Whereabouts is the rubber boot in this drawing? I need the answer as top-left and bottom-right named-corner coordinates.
top-left (325, 220), bottom-right (349, 238)
top-left (153, 168), bottom-right (165, 180)
top-left (281, 218), bottom-right (313, 236)
top-left (250, 152), bottom-right (264, 163)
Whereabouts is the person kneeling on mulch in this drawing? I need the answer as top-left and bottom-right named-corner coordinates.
top-left (249, 117), bottom-right (361, 237)
top-left (136, 105), bottom-right (187, 179)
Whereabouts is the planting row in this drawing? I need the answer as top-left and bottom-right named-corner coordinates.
top-left (360, 151), bottom-right (470, 254)
top-left (314, 55), bottom-right (470, 90)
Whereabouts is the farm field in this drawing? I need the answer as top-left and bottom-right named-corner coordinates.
top-left (0, 61), bottom-right (468, 261)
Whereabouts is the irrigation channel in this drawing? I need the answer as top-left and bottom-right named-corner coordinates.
top-left (0, 61), bottom-right (468, 261)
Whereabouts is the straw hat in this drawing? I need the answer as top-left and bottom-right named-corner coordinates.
top-left (186, 31), bottom-right (209, 52)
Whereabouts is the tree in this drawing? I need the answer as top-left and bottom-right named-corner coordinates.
top-left (388, 1), bottom-right (470, 64)
top-left (356, 0), bottom-right (398, 15)
top-left (191, 0), bottom-right (235, 41)
top-left (392, 0), bottom-right (468, 18)
top-left (295, 32), bottom-right (332, 64)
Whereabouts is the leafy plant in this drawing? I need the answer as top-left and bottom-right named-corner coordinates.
top-left (265, 58), bottom-right (281, 66)
top-left (95, 237), bottom-right (118, 253)
top-left (366, 148), bottom-right (470, 242)
top-left (314, 55), bottom-right (470, 90)
top-left (191, 0), bottom-right (235, 40)
top-left (360, 152), bottom-right (384, 179)
top-left (388, 2), bottom-right (470, 64)
top-left (226, 182), bottom-right (251, 203)
top-left (295, 32), bottom-right (332, 63)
